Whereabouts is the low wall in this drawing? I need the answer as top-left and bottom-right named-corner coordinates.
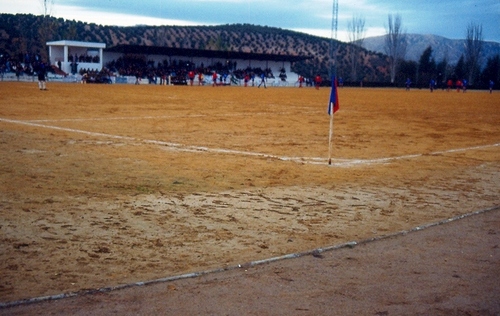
top-left (0, 73), bottom-right (301, 87)
top-left (0, 73), bottom-right (75, 83)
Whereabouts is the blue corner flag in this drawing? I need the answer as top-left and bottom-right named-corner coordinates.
top-left (328, 76), bottom-right (340, 115)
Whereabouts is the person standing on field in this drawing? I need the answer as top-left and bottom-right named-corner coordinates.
top-left (188, 70), bottom-right (195, 86)
top-left (405, 78), bottom-right (411, 91)
top-left (244, 73), bottom-right (250, 87)
top-left (462, 79), bottom-right (467, 93)
top-left (258, 72), bottom-right (267, 88)
top-left (314, 74), bottom-right (322, 89)
top-left (298, 75), bottom-right (304, 88)
top-left (37, 62), bottom-right (47, 90)
top-left (446, 79), bottom-right (453, 91)
top-left (212, 71), bottom-right (218, 87)
top-left (198, 72), bottom-right (204, 85)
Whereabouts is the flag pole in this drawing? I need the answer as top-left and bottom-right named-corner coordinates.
top-left (328, 101), bottom-right (334, 165)
top-left (328, 0), bottom-right (338, 165)
top-left (327, 76), bottom-right (337, 165)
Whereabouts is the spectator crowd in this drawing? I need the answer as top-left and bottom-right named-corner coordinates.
top-left (0, 51), bottom-right (46, 77)
top-left (0, 50), bottom-right (285, 85)
top-left (104, 55), bottom-right (278, 85)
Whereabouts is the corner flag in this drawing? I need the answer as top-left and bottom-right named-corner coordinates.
top-left (327, 77), bottom-right (339, 115)
top-left (327, 76), bottom-right (339, 165)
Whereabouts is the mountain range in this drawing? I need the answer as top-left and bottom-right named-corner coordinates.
top-left (361, 34), bottom-right (500, 67)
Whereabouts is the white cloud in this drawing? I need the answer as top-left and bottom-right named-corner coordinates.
top-left (1, 0), bottom-right (46, 15)
top-left (55, 5), bottom-right (201, 27)
top-left (0, 0), bottom-right (497, 42)
top-left (293, 26), bottom-right (385, 43)
top-left (292, 28), bottom-right (332, 40)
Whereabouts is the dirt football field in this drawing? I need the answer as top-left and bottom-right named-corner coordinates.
top-left (0, 82), bottom-right (499, 314)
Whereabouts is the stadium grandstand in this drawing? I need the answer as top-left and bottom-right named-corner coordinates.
top-left (0, 40), bottom-right (311, 86)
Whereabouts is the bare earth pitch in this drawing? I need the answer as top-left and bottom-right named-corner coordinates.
top-left (0, 82), bottom-right (499, 314)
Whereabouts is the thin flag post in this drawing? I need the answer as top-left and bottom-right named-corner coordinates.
top-left (328, 76), bottom-right (339, 165)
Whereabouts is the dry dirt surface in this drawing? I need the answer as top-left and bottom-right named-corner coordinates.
top-left (5, 207), bottom-right (499, 316)
top-left (0, 82), bottom-right (499, 314)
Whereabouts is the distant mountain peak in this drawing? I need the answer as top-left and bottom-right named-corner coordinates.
top-left (360, 33), bottom-right (500, 66)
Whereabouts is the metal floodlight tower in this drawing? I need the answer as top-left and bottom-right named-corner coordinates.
top-left (330, 0), bottom-right (338, 78)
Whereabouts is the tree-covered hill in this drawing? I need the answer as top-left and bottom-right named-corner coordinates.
top-left (0, 13), bottom-right (390, 82)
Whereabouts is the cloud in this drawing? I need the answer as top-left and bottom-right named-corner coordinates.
top-left (54, 5), bottom-right (202, 27)
top-left (0, 0), bottom-right (498, 42)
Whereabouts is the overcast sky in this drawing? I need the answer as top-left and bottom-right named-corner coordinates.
top-left (2, 0), bottom-right (499, 43)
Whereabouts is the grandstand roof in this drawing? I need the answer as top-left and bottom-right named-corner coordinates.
top-left (47, 40), bottom-right (106, 49)
top-left (105, 45), bottom-right (310, 63)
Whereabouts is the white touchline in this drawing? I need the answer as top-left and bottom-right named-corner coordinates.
top-left (1, 117), bottom-right (499, 166)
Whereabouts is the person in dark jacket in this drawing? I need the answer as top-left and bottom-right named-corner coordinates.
top-left (37, 62), bottom-right (47, 90)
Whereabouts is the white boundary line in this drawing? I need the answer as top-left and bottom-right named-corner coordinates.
top-left (1, 117), bottom-right (499, 166)
top-left (1, 205), bottom-right (498, 309)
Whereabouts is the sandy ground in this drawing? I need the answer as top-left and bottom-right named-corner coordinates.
top-left (0, 82), bottom-right (499, 314)
top-left (5, 207), bottom-right (499, 315)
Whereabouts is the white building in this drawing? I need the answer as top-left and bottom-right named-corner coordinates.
top-left (47, 40), bottom-right (106, 75)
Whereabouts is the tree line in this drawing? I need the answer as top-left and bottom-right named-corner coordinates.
top-left (381, 15), bottom-right (498, 89)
